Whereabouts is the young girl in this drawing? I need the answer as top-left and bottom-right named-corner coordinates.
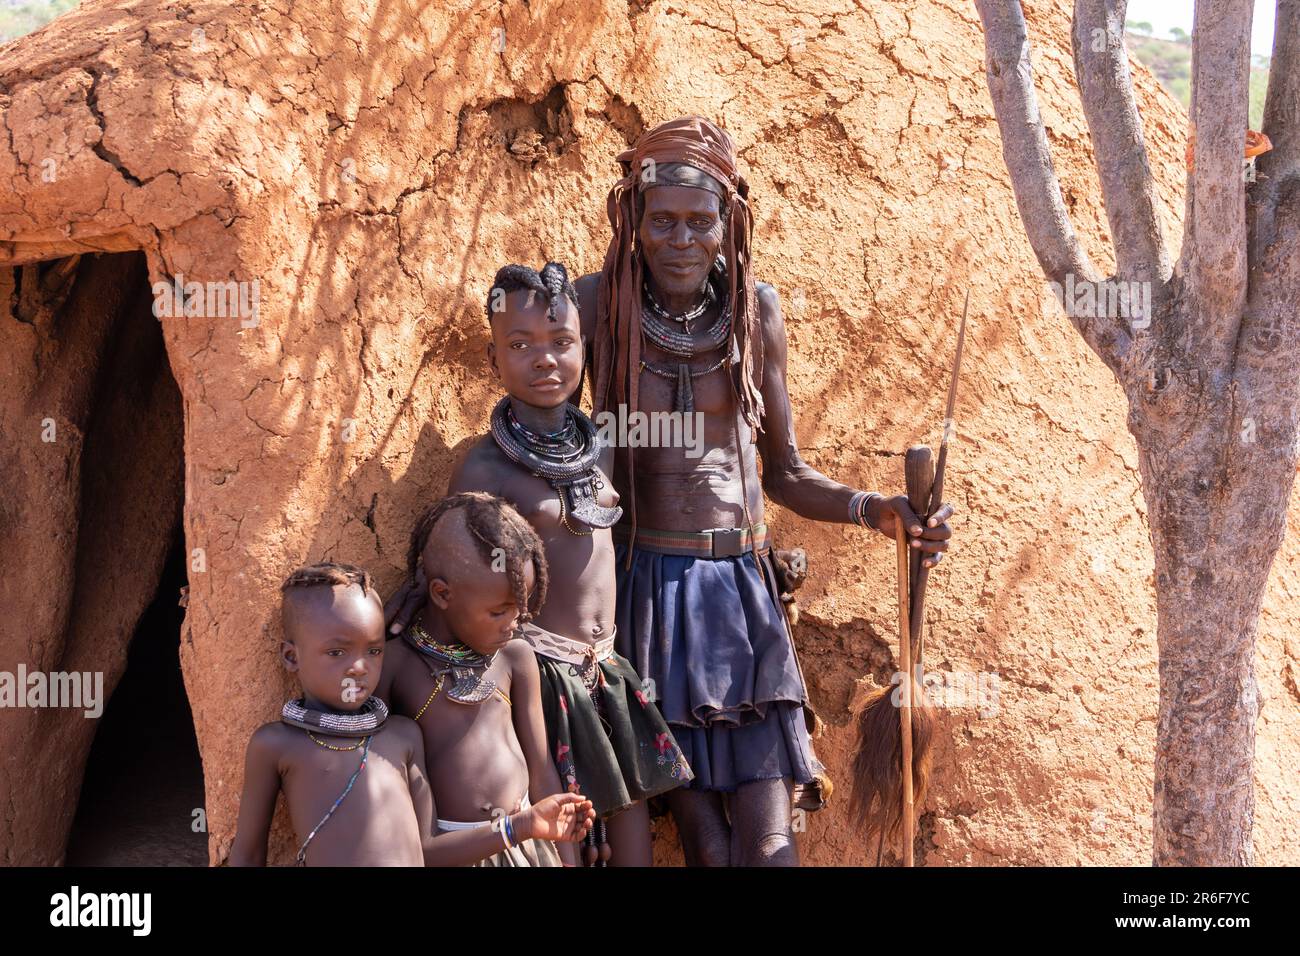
top-left (445, 263), bottom-right (691, 865)
top-left (377, 493), bottom-right (596, 866)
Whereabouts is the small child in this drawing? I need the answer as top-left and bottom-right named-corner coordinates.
top-left (230, 561), bottom-right (592, 866)
top-left (376, 492), bottom-right (589, 866)
top-left (448, 262), bottom-right (692, 866)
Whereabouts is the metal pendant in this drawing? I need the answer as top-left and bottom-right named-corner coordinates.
top-left (445, 667), bottom-right (498, 705)
top-left (676, 363), bottom-right (694, 414)
top-left (559, 475), bottom-right (622, 529)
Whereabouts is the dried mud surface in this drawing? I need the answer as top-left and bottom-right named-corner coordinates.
top-left (1, 0), bottom-right (1295, 865)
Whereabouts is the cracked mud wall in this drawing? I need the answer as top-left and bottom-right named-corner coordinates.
top-left (1, 0), bottom-right (1296, 865)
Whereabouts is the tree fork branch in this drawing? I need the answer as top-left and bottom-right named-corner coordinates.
top-left (975, 0), bottom-right (1131, 375)
top-left (1071, 0), bottom-right (1171, 283)
top-left (1248, 0), bottom-right (1300, 265)
top-left (1182, 0), bottom-right (1252, 331)
top-left (1259, 0), bottom-right (1299, 186)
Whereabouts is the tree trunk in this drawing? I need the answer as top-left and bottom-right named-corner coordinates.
top-left (1135, 425), bottom-right (1270, 865)
top-left (1150, 521), bottom-right (1262, 866)
top-left (1130, 310), bottom-right (1298, 864)
top-left (977, 0), bottom-right (1299, 864)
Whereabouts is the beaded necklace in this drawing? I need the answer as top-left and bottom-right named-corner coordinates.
top-left (405, 621), bottom-right (500, 705)
top-left (490, 397), bottom-right (622, 535)
top-left (507, 404), bottom-right (580, 450)
top-left (640, 278), bottom-right (731, 356)
top-left (281, 695), bottom-right (389, 737)
top-left (640, 259), bottom-right (733, 413)
top-left (642, 274), bottom-right (716, 332)
top-left (295, 734), bottom-right (371, 866)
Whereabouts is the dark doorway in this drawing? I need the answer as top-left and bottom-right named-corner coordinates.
top-left (5, 250), bottom-right (196, 864)
top-left (58, 250), bottom-right (199, 865)
top-left (65, 528), bottom-right (206, 865)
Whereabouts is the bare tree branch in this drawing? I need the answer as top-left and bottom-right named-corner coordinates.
top-left (1259, 0), bottom-right (1299, 185)
top-left (1182, 0), bottom-right (1252, 329)
top-left (1238, 3), bottom-right (1300, 437)
top-left (1235, 196), bottom-right (1300, 419)
top-left (1247, 4), bottom-right (1298, 282)
top-left (1071, 0), bottom-right (1171, 283)
top-left (975, 0), bottom-right (1130, 375)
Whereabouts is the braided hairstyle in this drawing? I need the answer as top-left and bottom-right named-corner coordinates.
top-left (485, 261), bottom-right (579, 324)
top-left (281, 561), bottom-right (376, 597)
top-left (407, 491), bottom-right (549, 621)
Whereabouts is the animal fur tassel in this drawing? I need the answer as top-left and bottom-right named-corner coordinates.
top-left (849, 289), bottom-right (969, 865)
top-left (848, 582), bottom-right (936, 862)
top-left (849, 685), bottom-right (934, 859)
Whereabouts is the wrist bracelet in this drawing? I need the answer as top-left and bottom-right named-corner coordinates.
top-left (848, 491), bottom-right (869, 528)
top-left (849, 491), bottom-right (882, 529)
top-left (504, 813), bottom-right (517, 848)
top-left (863, 492), bottom-right (883, 530)
top-left (492, 814), bottom-right (513, 850)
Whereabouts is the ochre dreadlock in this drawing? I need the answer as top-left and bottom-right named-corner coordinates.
top-left (407, 491), bottom-right (549, 621)
top-left (281, 561), bottom-right (376, 597)
top-left (486, 261), bottom-right (579, 324)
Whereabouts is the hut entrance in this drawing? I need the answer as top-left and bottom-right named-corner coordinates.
top-left (64, 529), bottom-right (206, 865)
top-left (38, 250), bottom-right (206, 865)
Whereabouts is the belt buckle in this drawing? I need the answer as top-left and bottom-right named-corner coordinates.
top-left (710, 527), bottom-right (745, 558)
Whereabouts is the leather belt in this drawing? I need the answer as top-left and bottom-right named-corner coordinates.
top-left (612, 523), bottom-right (770, 558)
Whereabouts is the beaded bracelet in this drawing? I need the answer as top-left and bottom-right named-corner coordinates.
top-left (848, 491), bottom-right (866, 526)
top-left (863, 492), bottom-right (883, 530)
top-left (492, 814), bottom-right (513, 850)
top-left (849, 491), bottom-right (883, 530)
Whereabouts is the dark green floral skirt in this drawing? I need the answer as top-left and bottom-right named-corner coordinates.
top-left (535, 650), bottom-right (693, 818)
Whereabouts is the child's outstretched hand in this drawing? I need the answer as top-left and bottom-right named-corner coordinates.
top-left (519, 793), bottom-right (595, 843)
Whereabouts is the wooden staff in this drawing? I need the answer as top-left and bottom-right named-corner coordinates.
top-left (906, 447), bottom-right (935, 674)
top-left (910, 289), bottom-right (970, 673)
top-left (894, 517), bottom-right (915, 867)
top-left (850, 288), bottom-right (970, 865)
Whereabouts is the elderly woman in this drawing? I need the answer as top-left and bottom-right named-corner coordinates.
top-left (571, 116), bottom-right (956, 867)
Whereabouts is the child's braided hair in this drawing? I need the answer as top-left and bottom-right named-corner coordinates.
top-left (281, 561), bottom-right (376, 596)
top-left (407, 491), bottom-right (549, 620)
top-left (485, 261), bottom-right (578, 324)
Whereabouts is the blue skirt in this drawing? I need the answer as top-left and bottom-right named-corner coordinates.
top-left (614, 544), bottom-right (817, 792)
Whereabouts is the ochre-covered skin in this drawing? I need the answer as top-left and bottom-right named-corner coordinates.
top-left (1, 0), bottom-right (1296, 866)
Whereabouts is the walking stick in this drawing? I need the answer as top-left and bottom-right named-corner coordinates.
top-left (894, 517), bottom-right (915, 867)
top-left (850, 288), bottom-right (970, 865)
top-left (910, 290), bottom-right (969, 673)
